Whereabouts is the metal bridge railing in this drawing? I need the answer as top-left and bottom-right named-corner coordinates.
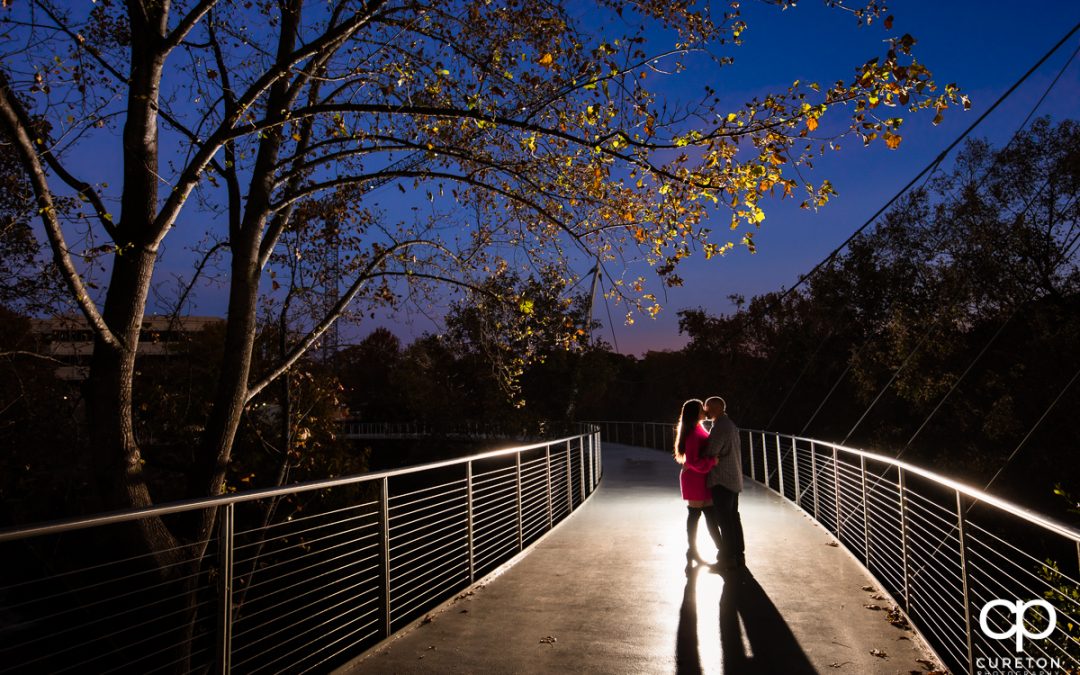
top-left (588, 420), bottom-right (675, 453)
top-left (0, 427), bottom-right (602, 674)
top-left (339, 420), bottom-right (569, 441)
top-left (590, 420), bottom-right (1080, 673)
top-left (744, 429), bottom-right (1080, 675)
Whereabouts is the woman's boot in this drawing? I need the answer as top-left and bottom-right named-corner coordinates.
top-left (686, 507), bottom-right (704, 571)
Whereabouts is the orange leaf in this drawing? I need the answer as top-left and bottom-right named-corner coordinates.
top-left (806, 116), bottom-right (818, 132)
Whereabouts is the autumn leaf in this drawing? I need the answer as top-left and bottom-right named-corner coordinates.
top-left (537, 53), bottom-right (554, 69)
top-left (806, 116), bottom-right (818, 132)
top-left (884, 132), bottom-right (902, 149)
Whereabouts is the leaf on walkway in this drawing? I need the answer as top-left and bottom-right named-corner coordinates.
top-left (886, 606), bottom-right (911, 629)
top-left (421, 614), bottom-right (434, 624)
top-left (870, 593), bottom-right (886, 600)
top-left (869, 648), bottom-right (888, 659)
top-left (863, 604), bottom-right (882, 610)
top-left (539, 636), bottom-right (557, 644)
top-left (861, 585), bottom-right (874, 592)
top-left (826, 540), bottom-right (839, 547)
top-left (828, 661), bottom-right (851, 668)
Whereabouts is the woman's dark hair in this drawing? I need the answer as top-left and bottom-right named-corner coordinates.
top-left (673, 398), bottom-right (703, 459)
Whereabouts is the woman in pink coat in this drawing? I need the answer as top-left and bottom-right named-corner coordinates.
top-left (674, 398), bottom-right (723, 570)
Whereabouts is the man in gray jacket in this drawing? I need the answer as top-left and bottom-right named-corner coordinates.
top-left (702, 396), bottom-right (745, 571)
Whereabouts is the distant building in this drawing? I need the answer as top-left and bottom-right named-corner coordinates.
top-left (30, 315), bottom-right (224, 381)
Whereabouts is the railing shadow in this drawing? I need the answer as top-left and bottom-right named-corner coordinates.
top-left (676, 567), bottom-right (815, 674)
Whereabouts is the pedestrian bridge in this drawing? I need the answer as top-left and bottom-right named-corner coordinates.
top-left (1, 423), bottom-right (1077, 674)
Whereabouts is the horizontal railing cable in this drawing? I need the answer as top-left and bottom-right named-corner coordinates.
top-left (2, 425), bottom-right (603, 673)
top-left (737, 428), bottom-right (1080, 675)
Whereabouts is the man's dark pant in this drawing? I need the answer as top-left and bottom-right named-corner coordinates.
top-left (710, 484), bottom-right (745, 565)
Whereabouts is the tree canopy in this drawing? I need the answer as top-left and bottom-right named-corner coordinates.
top-left (0, 0), bottom-right (966, 556)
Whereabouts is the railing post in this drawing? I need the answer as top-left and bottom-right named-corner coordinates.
top-left (217, 503), bottom-right (234, 675)
top-left (860, 456), bottom-right (870, 567)
top-left (466, 461), bottom-right (475, 583)
top-left (596, 432), bottom-right (603, 483)
top-left (899, 468), bottom-right (911, 612)
top-left (957, 490), bottom-right (975, 675)
top-left (792, 437), bottom-right (801, 508)
top-left (566, 440), bottom-right (574, 512)
top-left (546, 445), bottom-right (554, 530)
top-left (832, 446), bottom-right (842, 540)
top-left (381, 476), bottom-right (392, 637)
top-left (811, 441), bottom-right (820, 521)
top-left (747, 432), bottom-right (756, 482)
top-left (578, 439), bottom-right (586, 501)
top-left (776, 434), bottom-right (784, 498)
top-left (516, 453), bottom-right (523, 551)
top-left (762, 432), bottom-right (771, 492)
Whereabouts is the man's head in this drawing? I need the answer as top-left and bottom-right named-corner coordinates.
top-left (704, 396), bottom-right (726, 420)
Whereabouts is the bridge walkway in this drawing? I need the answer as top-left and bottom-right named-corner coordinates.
top-left (341, 442), bottom-right (937, 674)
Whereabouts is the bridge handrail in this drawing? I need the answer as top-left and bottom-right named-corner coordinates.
top-left (0, 429), bottom-right (598, 543)
top-left (1, 425), bottom-right (603, 673)
top-left (741, 428), bottom-right (1080, 675)
top-left (744, 428), bottom-right (1080, 544)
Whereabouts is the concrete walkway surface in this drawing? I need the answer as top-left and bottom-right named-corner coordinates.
top-left (340, 442), bottom-right (939, 674)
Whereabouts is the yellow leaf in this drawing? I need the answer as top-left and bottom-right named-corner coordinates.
top-left (537, 53), bottom-right (554, 68)
top-left (806, 116), bottom-right (819, 132)
top-left (291, 133), bottom-right (302, 142)
top-left (884, 132), bottom-right (902, 150)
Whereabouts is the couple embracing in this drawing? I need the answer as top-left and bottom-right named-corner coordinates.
top-left (673, 397), bottom-right (745, 574)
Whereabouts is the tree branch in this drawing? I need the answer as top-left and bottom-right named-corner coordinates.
top-left (0, 350), bottom-right (70, 366)
top-left (163, 0), bottom-right (219, 53)
top-left (0, 70), bottom-right (122, 351)
top-left (245, 238), bottom-right (454, 402)
top-left (152, 1), bottom-right (390, 242)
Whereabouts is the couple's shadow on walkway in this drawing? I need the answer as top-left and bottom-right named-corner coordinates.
top-left (676, 567), bottom-right (816, 675)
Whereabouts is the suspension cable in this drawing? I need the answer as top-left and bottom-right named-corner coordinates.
top-left (764, 31), bottom-right (1080, 485)
top-left (771, 19), bottom-right (1080, 308)
top-left (984, 364), bottom-right (1080, 492)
